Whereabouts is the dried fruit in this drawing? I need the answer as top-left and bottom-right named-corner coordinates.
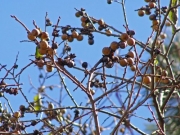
top-left (61, 34), bottom-right (68, 40)
top-left (127, 57), bottom-right (134, 66)
top-left (81, 16), bottom-right (87, 22)
top-left (152, 20), bottom-right (159, 25)
top-left (102, 47), bottom-right (111, 55)
top-left (88, 38), bottom-right (94, 45)
top-left (40, 40), bottom-right (48, 49)
top-left (31, 28), bottom-right (40, 37)
top-left (28, 33), bottom-right (36, 41)
top-left (138, 10), bottom-right (145, 17)
top-left (110, 41), bottom-right (119, 51)
top-left (165, 21), bottom-right (171, 26)
top-left (106, 29), bottom-right (112, 36)
top-left (119, 41), bottom-right (127, 49)
top-left (52, 43), bottom-right (58, 49)
top-left (127, 51), bottom-right (135, 58)
top-left (127, 37), bottom-right (135, 46)
top-left (82, 62), bottom-right (88, 69)
top-left (36, 59), bottom-right (44, 68)
top-left (160, 33), bottom-right (167, 39)
top-left (120, 33), bottom-right (129, 41)
top-left (72, 30), bottom-right (79, 38)
top-left (68, 35), bottom-right (74, 42)
top-left (149, 2), bottom-right (156, 9)
top-left (39, 49), bottom-right (47, 55)
top-left (143, 75), bottom-right (151, 84)
top-left (13, 112), bottom-right (21, 118)
top-left (149, 14), bottom-right (156, 20)
top-left (130, 65), bottom-right (136, 71)
top-left (119, 58), bottom-right (128, 67)
top-left (76, 34), bottom-right (83, 41)
top-left (47, 48), bottom-right (56, 56)
top-left (98, 19), bottom-right (105, 26)
top-left (41, 32), bottom-right (49, 40)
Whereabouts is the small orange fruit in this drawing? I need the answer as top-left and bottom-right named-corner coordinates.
top-left (61, 34), bottom-right (68, 40)
top-left (47, 48), bottom-right (56, 56)
top-left (138, 10), bottom-right (145, 17)
top-left (81, 16), bottom-right (87, 22)
top-left (106, 29), bottom-right (112, 36)
top-left (39, 49), bottom-right (47, 55)
top-left (41, 32), bottom-right (49, 40)
top-left (143, 75), bottom-right (151, 84)
top-left (152, 20), bottom-right (159, 25)
top-left (46, 64), bottom-right (54, 72)
top-left (120, 33), bottom-right (129, 41)
top-left (98, 19), bottom-right (105, 26)
top-left (36, 59), bottom-right (44, 68)
top-left (119, 58), bottom-right (128, 67)
top-left (127, 57), bottom-right (134, 66)
top-left (31, 28), bottom-right (40, 37)
top-left (127, 51), bottom-right (135, 58)
top-left (119, 41), bottom-right (127, 49)
top-left (127, 37), bottom-right (135, 46)
top-left (76, 34), bottom-right (83, 41)
top-left (68, 35), bottom-right (74, 42)
top-left (110, 41), bottom-right (119, 51)
top-left (130, 65), bottom-right (136, 71)
top-left (72, 30), bottom-right (79, 38)
top-left (40, 40), bottom-right (48, 49)
top-left (28, 33), bottom-right (36, 41)
top-left (102, 47), bottom-right (111, 55)
top-left (149, 2), bottom-right (156, 9)
top-left (160, 33), bottom-right (167, 39)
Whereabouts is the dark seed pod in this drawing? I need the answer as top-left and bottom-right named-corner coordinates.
top-left (88, 38), bottom-right (94, 45)
top-left (105, 61), bottom-right (114, 68)
top-left (102, 56), bottom-right (110, 62)
top-left (67, 60), bottom-right (75, 68)
top-left (52, 43), bottom-right (58, 49)
top-left (119, 41), bottom-right (127, 49)
top-left (127, 30), bottom-right (135, 36)
top-left (82, 62), bottom-right (88, 69)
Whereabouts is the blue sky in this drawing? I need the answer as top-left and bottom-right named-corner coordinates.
top-left (0, 0), bottom-right (172, 134)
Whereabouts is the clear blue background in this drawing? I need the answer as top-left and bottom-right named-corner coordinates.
top-left (0, 0), bottom-right (172, 134)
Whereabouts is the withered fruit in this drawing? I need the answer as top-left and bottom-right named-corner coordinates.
top-left (149, 2), bottom-right (156, 9)
top-left (102, 47), bottom-right (111, 55)
top-left (127, 37), bottom-right (135, 46)
top-left (112, 56), bottom-right (119, 62)
top-left (36, 59), bottom-right (44, 68)
top-left (13, 112), bottom-right (21, 118)
top-left (149, 14), bottom-right (156, 20)
top-left (41, 32), bottom-right (49, 40)
top-left (120, 33), bottom-right (129, 41)
top-left (52, 43), bottom-right (58, 49)
top-left (28, 33), bottom-right (36, 41)
top-left (165, 21), bottom-right (171, 26)
top-left (106, 29), bottom-right (112, 36)
top-left (88, 38), bottom-right (94, 45)
top-left (152, 25), bottom-right (159, 31)
top-left (90, 89), bottom-right (95, 95)
top-left (81, 16), bottom-right (87, 22)
top-left (72, 30), bottom-right (79, 38)
top-left (160, 33), bottom-right (167, 39)
top-left (105, 61), bottom-right (114, 68)
top-left (40, 40), bottom-right (48, 49)
top-left (144, 0), bottom-right (151, 2)
top-left (138, 10), bottom-right (145, 17)
top-left (161, 70), bottom-right (168, 76)
top-left (82, 62), bottom-right (88, 69)
top-left (127, 30), bottom-right (135, 36)
top-left (46, 65), bottom-right (54, 72)
top-left (110, 41), bottom-right (119, 51)
top-left (61, 34), bottom-right (68, 40)
top-left (75, 11), bottom-right (82, 17)
top-left (76, 34), bottom-right (83, 41)
top-left (127, 57), bottom-right (134, 66)
top-left (81, 22), bottom-right (89, 28)
top-left (119, 41), bottom-right (127, 49)
top-left (102, 56), bottom-right (110, 62)
top-left (39, 48), bottom-right (47, 55)
top-left (143, 75), bottom-right (151, 84)
top-left (47, 48), bottom-right (56, 56)
top-left (119, 58), bottom-right (128, 67)
top-left (98, 19), bottom-right (105, 26)
top-left (31, 28), bottom-right (40, 37)
top-left (152, 20), bottom-right (159, 25)
top-left (127, 51), bottom-right (135, 58)
top-left (68, 35), bottom-right (74, 42)
top-left (130, 65), bottom-right (136, 71)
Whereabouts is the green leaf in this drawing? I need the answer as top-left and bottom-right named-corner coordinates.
top-left (35, 46), bottom-right (43, 59)
top-left (154, 59), bottom-right (158, 66)
top-left (33, 94), bottom-right (42, 111)
top-left (168, 0), bottom-right (178, 34)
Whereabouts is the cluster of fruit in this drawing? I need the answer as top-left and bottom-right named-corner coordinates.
top-left (137, 0), bottom-right (167, 31)
top-left (3, 87), bottom-right (18, 95)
